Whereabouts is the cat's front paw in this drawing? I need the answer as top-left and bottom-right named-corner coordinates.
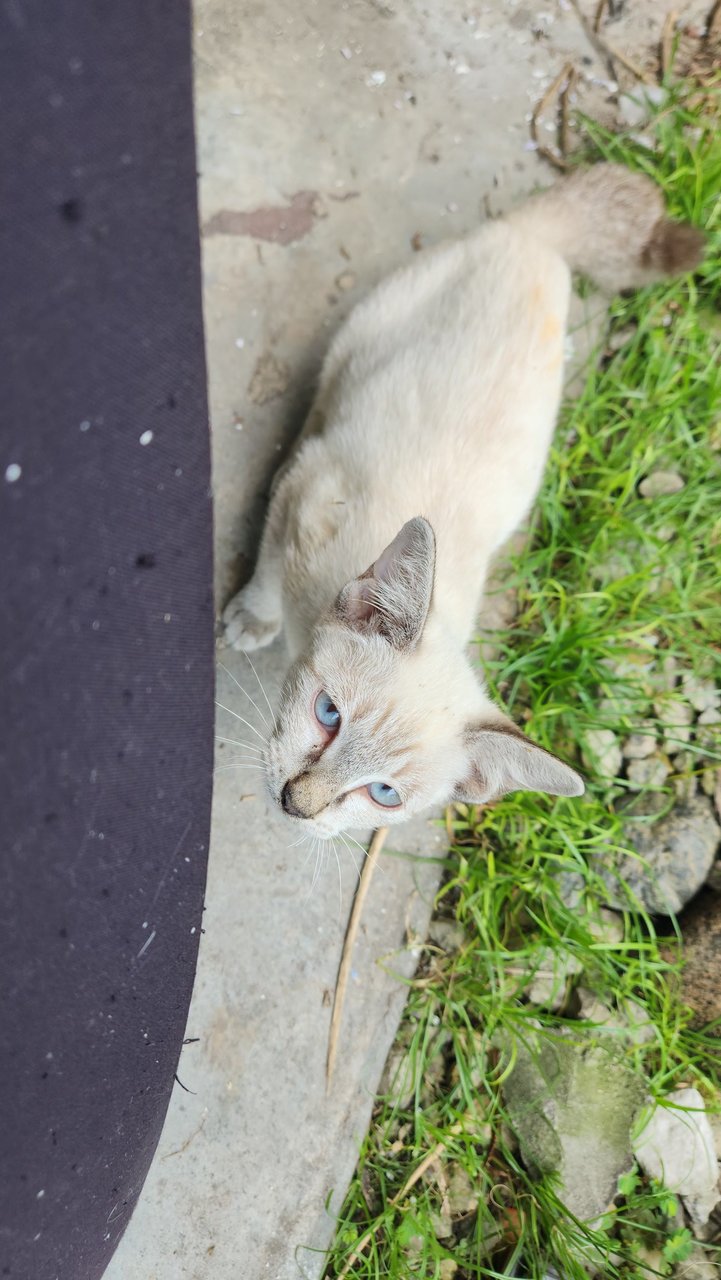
top-left (222, 591), bottom-right (281, 652)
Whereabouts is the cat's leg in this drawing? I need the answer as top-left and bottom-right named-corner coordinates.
top-left (223, 484), bottom-right (288, 652)
top-left (223, 396), bottom-right (326, 651)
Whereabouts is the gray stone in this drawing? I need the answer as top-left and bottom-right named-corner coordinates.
top-left (682, 673), bottom-right (721, 715)
top-left (633, 1088), bottom-right (721, 1233)
top-left (617, 85), bottom-right (667, 128)
top-left (627, 754), bottom-right (671, 790)
top-left (526, 948), bottom-right (583, 1011)
top-left (653, 695), bottom-right (693, 753)
top-left (502, 1032), bottom-right (646, 1224)
top-left (577, 988), bottom-right (614, 1027)
top-left (639, 470), bottom-right (685, 498)
top-left (582, 728), bottom-right (622, 780)
top-left (429, 918), bottom-right (467, 954)
top-left (600, 795), bottom-right (720, 915)
top-left (622, 723), bottom-right (658, 759)
top-left (675, 1247), bottom-right (720, 1280)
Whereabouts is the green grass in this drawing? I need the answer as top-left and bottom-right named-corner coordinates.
top-left (323, 83), bottom-right (721, 1280)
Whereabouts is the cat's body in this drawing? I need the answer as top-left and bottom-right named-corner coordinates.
top-left (224, 165), bottom-right (703, 838)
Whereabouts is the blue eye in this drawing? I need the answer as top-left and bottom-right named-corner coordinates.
top-left (368, 781), bottom-right (401, 808)
top-left (315, 690), bottom-right (341, 730)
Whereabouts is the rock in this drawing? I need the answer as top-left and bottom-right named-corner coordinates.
top-left (334, 270), bottom-right (356, 290)
top-left (653, 696), bottom-right (693, 753)
top-left (588, 906), bottom-right (624, 945)
top-left (526, 948), bottom-right (583, 1010)
top-left (582, 728), bottom-right (622, 780)
top-left (606, 322), bottom-right (637, 354)
top-left (577, 988), bottom-right (614, 1027)
top-left (577, 990), bottom-right (655, 1046)
top-left (439, 1262), bottom-right (458, 1280)
top-left (709, 1112), bottom-right (721, 1161)
top-left (679, 891), bottom-right (721, 1029)
top-left (639, 470), bottom-right (685, 498)
top-left (553, 869), bottom-right (586, 910)
top-left (247, 352), bottom-right (290, 404)
top-left (623, 723), bottom-right (658, 759)
top-left (602, 795), bottom-right (721, 915)
top-left (618, 997), bottom-right (656, 1046)
top-left (617, 84), bottom-right (667, 128)
top-left (428, 919), bottom-right (467, 953)
top-left (673, 750), bottom-right (698, 805)
top-left (627, 754), bottom-right (671, 790)
top-left (682, 674), bottom-right (720, 715)
top-left (501, 1032), bottom-right (645, 1224)
top-left (701, 767), bottom-right (720, 799)
top-left (675, 1246), bottom-right (719, 1279)
top-left (651, 652), bottom-right (679, 694)
top-left (633, 1087), bottom-right (721, 1232)
top-left (674, 776), bottom-right (698, 806)
top-left (379, 1042), bottom-right (422, 1111)
top-left (446, 1165), bottom-right (478, 1217)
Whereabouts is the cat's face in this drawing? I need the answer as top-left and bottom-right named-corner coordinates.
top-left (265, 518), bottom-right (583, 839)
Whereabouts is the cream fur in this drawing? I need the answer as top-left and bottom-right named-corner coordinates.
top-left (223, 164), bottom-right (703, 837)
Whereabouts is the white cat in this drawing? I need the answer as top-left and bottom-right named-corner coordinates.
top-left (223, 164), bottom-right (703, 838)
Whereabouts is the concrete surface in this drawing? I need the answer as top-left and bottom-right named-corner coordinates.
top-left (103, 1), bottom-right (693, 1277)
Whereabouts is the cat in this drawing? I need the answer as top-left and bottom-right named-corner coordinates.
top-left (223, 163), bottom-right (704, 839)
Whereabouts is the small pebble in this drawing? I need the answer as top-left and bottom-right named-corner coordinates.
top-left (139, 430), bottom-right (153, 446)
top-left (5, 463), bottom-right (21, 483)
top-left (653, 696), bottom-right (693, 752)
top-left (627, 754), bottom-right (671, 790)
top-left (639, 470), bottom-right (685, 498)
top-left (365, 69), bottom-right (386, 87)
top-left (622, 723), bottom-right (657, 760)
top-left (682, 673), bottom-right (720, 715)
top-left (582, 728), bottom-right (621, 779)
top-left (335, 271), bottom-right (356, 290)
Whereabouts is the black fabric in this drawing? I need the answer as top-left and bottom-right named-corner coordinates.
top-left (0, 4), bottom-right (213, 1277)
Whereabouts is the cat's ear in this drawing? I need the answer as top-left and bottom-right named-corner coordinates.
top-left (454, 715), bottom-right (584, 804)
top-left (335, 517), bottom-right (436, 650)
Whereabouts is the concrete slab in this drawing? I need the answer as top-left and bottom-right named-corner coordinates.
top-left (103, 1), bottom-right (680, 1276)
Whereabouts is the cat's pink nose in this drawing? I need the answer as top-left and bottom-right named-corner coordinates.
top-left (281, 782), bottom-right (304, 819)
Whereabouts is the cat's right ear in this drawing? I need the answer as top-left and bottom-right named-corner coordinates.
top-left (335, 517), bottom-right (436, 650)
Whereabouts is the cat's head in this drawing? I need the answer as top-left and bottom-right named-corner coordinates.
top-left (265, 518), bottom-right (583, 838)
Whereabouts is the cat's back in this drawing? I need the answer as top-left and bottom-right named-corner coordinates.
top-left (318, 216), bottom-right (569, 408)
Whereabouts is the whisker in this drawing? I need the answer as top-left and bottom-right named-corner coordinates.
top-left (217, 659), bottom-right (270, 731)
top-left (214, 699), bottom-right (266, 744)
top-left (215, 734), bottom-right (264, 755)
top-left (213, 762), bottom-right (267, 774)
top-left (332, 842), bottom-right (343, 918)
top-left (239, 650), bottom-right (278, 733)
top-left (338, 832), bottom-right (361, 881)
top-left (309, 837), bottom-right (323, 897)
top-left (342, 830), bottom-right (387, 878)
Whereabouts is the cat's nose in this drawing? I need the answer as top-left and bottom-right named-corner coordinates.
top-left (281, 782), bottom-right (305, 819)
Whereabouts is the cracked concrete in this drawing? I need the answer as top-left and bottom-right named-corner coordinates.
top-left (102, 1), bottom-right (701, 1277)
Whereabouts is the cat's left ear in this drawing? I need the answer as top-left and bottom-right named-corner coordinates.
top-left (335, 516), bottom-right (436, 650)
top-left (454, 714), bottom-right (584, 804)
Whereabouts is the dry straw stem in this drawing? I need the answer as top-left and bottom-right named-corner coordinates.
top-left (661, 10), bottom-right (679, 79)
top-left (326, 826), bottom-right (389, 1090)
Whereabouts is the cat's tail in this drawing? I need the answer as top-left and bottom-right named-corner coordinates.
top-left (508, 162), bottom-right (705, 293)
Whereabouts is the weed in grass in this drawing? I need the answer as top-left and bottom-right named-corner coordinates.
top-left (323, 83), bottom-right (721, 1280)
